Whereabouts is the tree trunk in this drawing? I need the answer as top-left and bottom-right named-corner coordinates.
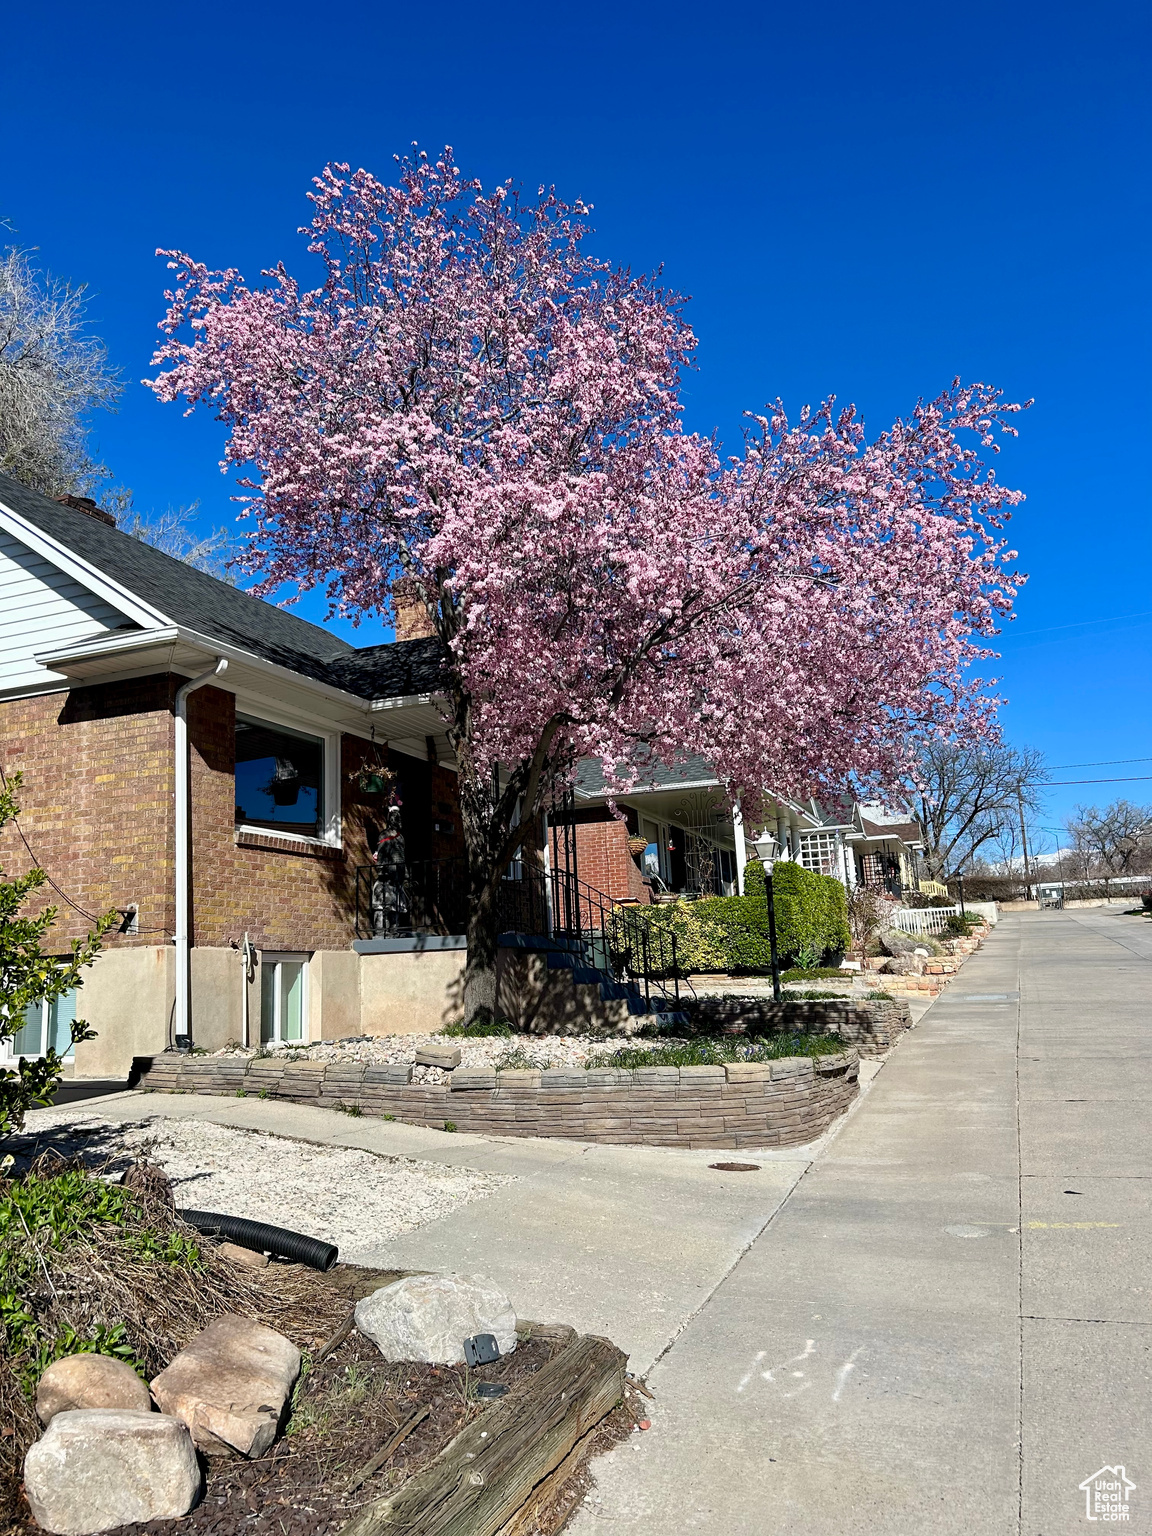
top-left (463, 886), bottom-right (500, 1025)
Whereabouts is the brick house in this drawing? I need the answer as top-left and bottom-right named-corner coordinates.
top-left (0, 472), bottom-right (929, 1077)
top-left (569, 758), bottom-right (886, 902)
top-left (0, 472), bottom-right (470, 1076)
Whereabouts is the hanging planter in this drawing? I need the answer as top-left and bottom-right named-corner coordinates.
top-left (268, 757), bottom-right (300, 807)
top-left (351, 761), bottom-right (396, 796)
top-left (627, 835), bottom-right (649, 857)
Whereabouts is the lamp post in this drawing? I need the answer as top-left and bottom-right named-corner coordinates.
top-left (752, 831), bottom-right (782, 1003)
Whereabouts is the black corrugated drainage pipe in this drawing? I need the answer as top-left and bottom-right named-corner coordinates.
top-left (180, 1209), bottom-right (338, 1271)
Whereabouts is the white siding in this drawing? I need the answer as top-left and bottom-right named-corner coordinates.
top-left (0, 527), bottom-right (130, 694)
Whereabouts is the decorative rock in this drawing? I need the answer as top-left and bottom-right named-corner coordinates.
top-left (150, 1314), bottom-right (301, 1458)
top-left (36, 1354), bottom-right (153, 1426)
top-left (23, 1409), bottom-right (200, 1534)
top-left (878, 929), bottom-right (920, 957)
top-left (880, 954), bottom-right (922, 975)
top-left (355, 1273), bottom-right (517, 1365)
top-left (217, 1240), bottom-right (271, 1269)
top-left (414, 1045), bottom-right (462, 1070)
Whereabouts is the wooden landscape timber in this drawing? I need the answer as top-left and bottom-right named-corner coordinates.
top-left (338, 1332), bottom-right (627, 1536)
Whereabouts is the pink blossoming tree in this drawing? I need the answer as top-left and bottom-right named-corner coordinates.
top-left (149, 150), bottom-right (1025, 1022)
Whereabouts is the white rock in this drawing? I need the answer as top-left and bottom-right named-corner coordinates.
top-left (36, 1354), bottom-right (153, 1425)
top-left (150, 1314), bottom-right (300, 1457)
top-left (355, 1273), bottom-right (517, 1364)
top-left (23, 1409), bottom-right (200, 1535)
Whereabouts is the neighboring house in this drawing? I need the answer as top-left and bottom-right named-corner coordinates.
top-left (849, 804), bottom-right (926, 897)
top-left (570, 759), bottom-right (875, 901)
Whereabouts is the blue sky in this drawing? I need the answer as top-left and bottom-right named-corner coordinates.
top-left (3, 0), bottom-right (1149, 844)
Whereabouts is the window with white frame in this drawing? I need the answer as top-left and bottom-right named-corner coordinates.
top-left (4, 989), bottom-right (77, 1060)
top-left (799, 830), bottom-right (838, 876)
top-left (235, 713), bottom-right (336, 841)
top-left (260, 954), bottom-right (309, 1044)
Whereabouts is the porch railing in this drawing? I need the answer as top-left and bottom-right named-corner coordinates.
top-left (355, 857), bottom-right (681, 1013)
top-left (890, 905), bottom-right (962, 937)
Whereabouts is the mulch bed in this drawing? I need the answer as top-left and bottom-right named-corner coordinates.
top-left (3, 1262), bottom-right (637, 1536)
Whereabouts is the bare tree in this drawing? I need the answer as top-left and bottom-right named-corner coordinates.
top-left (1065, 800), bottom-right (1152, 878)
top-left (912, 740), bottom-right (1048, 879)
top-left (115, 497), bottom-right (239, 583)
top-left (0, 241), bottom-right (121, 496)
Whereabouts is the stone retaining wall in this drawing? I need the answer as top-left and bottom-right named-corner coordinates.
top-left (134, 1049), bottom-right (860, 1151)
top-left (684, 996), bottom-right (911, 1056)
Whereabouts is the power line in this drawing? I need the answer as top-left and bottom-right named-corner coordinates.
top-left (1049, 757), bottom-right (1152, 770)
top-left (1009, 609), bottom-right (1152, 638)
top-left (1048, 776), bottom-right (1152, 786)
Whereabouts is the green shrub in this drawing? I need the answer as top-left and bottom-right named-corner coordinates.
top-left (627, 861), bottom-right (850, 975)
top-left (586, 1033), bottom-right (847, 1069)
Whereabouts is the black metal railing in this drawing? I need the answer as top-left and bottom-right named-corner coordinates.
top-left (355, 856), bottom-right (682, 1012)
top-left (355, 856), bottom-right (469, 940)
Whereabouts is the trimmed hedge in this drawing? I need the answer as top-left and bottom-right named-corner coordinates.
top-left (628, 859), bottom-right (851, 974)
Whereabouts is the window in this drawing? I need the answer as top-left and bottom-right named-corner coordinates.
top-left (5, 990), bottom-right (76, 1059)
top-left (260, 954), bottom-right (308, 1044)
top-left (641, 818), bottom-right (662, 878)
top-left (799, 831), bottom-right (838, 876)
top-left (235, 715), bottom-right (326, 838)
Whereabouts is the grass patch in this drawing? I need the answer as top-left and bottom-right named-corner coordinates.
top-left (440, 1019), bottom-right (514, 1038)
top-left (586, 1033), bottom-right (846, 1069)
top-left (781, 967), bottom-right (851, 981)
top-left (493, 1048), bottom-right (542, 1071)
top-left (781, 988), bottom-right (849, 1000)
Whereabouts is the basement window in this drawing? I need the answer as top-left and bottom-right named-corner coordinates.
top-left (260, 954), bottom-right (309, 1044)
top-left (235, 715), bottom-right (325, 838)
top-left (4, 989), bottom-right (77, 1060)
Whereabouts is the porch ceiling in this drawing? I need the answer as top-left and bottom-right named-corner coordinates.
top-left (619, 787), bottom-right (737, 849)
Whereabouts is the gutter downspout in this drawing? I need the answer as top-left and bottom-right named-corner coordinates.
top-left (174, 659), bottom-right (228, 1049)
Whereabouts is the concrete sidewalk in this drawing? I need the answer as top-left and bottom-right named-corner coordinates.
top-left (33, 1072), bottom-right (883, 1376)
top-left (570, 909), bottom-right (1152, 1536)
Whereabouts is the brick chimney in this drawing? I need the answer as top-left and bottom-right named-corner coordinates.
top-left (392, 577), bottom-right (437, 642)
top-left (56, 494), bottom-right (117, 528)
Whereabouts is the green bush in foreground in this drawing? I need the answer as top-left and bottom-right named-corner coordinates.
top-left (586, 1033), bottom-right (847, 1070)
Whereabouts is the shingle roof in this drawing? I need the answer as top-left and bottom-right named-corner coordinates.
top-left (573, 753), bottom-right (719, 799)
top-left (327, 637), bottom-right (449, 698)
top-left (0, 473), bottom-right (449, 700)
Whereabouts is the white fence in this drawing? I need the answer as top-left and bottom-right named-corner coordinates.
top-left (891, 900), bottom-right (998, 935)
top-left (890, 906), bottom-right (962, 936)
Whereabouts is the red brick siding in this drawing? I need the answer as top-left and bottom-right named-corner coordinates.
top-left (187, 685), bottom-right (381, 951)
top-left (571, 811), bottom-right (650, 902)
top-left (0, 677), bottom-right (177, 948)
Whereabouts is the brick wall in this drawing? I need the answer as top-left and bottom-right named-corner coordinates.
top-left (138, 1048), bottom-right (861, 1150)
top-left (0, 676), bottom-right (440, 961)
top-left (187, 685), bottom-right (380, 951)
top-left (570, 810), bottom-right (649, 903)
top-left (0, 676), bottom-right (177, 948)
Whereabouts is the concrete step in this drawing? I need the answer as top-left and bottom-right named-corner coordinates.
top-left (546, 951), bottom-right (579, 970)
top-left (572, 967), bottom-right (606, 985)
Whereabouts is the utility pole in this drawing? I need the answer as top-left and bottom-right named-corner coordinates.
top-left (1017, 789), bottom-right (1032, 896)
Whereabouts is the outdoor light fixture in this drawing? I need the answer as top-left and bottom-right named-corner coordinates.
top-left (751, 832), bottom-right (783, 1002)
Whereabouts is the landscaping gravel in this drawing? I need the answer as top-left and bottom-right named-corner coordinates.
top-left (13, 1109), bottom-right (514, 1262)
top-left (211, 1032), bottom-right (673, 1082)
